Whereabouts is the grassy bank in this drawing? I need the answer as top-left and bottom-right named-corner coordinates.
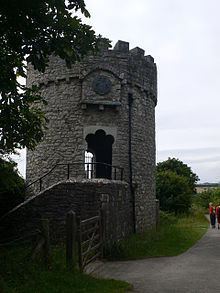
top-left (0, 245), bottom-right (131, 293)
top-left (0, 211), bottom-right (208, 291)
top-left (106, 211), bottom-right (209, 260)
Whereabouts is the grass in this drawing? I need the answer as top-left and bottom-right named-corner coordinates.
top-left (0, 210), bottom-right (209, 292)
top-left (0, 244), bottom-right (131, 293)
top-left (105, 210), bottom-right (209, 260)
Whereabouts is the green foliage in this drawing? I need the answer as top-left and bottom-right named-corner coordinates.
top-left (0, 244), bottom-right (131, 292)
top-left (157, 157), bottom-right (199, 193)
top-left (156, 158), bottom-right (199, 213)
top-left (0, 1), bottom-right (109, 154)
top-left (156, 170), bottom-right (192, 213)
top-left (105, 211), bottom-right (208, 260)
top-left (194, 188), bottom-right (220, 209)
top-left (0, 158), bottom-right (25, 217)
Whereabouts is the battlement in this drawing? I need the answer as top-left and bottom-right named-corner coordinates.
top-left (99, 40), bottom-right (155, 64)
top-left (113, 40), bottom-right (129, 52)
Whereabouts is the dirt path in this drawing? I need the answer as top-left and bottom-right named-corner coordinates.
top-left (89, 226), bottom-right (220, 292)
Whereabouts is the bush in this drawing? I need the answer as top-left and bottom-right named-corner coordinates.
top-left (0, 158), bottom-right (25, 217)
top-left (156, 158), bottom-right (199, 214)
top-left (156, 170), bottom-right (192, 214)
top-left (157, 158), bottom-right (199, 193)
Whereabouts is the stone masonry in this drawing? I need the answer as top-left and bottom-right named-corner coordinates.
top-left (0, 180), bottom-right (132, 243)
top-left (26, 40), bottom-right (157, 232)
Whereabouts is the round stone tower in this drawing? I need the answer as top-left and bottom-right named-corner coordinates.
top-left (26, 40), bottom-right (157, 231)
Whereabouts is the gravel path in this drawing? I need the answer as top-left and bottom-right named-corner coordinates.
top-left (88, 225), bottom-right (220, 292)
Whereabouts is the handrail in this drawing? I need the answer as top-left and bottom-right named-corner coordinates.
top-left (25, 164), bottom-right (59, 189)
top-left (26, 162), bottom-right (124, 192)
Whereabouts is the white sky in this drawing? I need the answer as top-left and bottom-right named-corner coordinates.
top-left (14, 0), bottom-right (220, 183)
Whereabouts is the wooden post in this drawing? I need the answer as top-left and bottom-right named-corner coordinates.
top-left (41, 218), bottom-right (50, 268)
top-left (76, 216), bottom-right (83, 272)
top-left (66, 210), bottom-right (76, 270)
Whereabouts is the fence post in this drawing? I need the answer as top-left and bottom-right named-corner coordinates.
top-left (66, 210), bottom-right (76, 270)
top-left (41, 218), bottom-right (50, 268)
top-left (76, 216), bottom-right (83, 272)
top-left (155, 199), bottom-right (160, 230)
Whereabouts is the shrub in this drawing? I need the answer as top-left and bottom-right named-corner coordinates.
top-left (0, 158), bottom-right (25, 217)
top-left (156, 170), bottom-right (192, 214)
top-left (157, 158), bottom-right (199, 193)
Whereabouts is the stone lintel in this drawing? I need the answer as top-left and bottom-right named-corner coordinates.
top-left (81, 100), bottom-right (121, 107)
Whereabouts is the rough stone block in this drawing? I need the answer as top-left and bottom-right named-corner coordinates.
top-left (145, 55), bottom-right (154, 63)
top-left (130, 47), bottom-right (145, 56)
top-left (113, 40), bottom-right (129, 52)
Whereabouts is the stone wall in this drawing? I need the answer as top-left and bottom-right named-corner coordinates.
top-left (0, 180), bottom-right (132, 243)
top-left (26, 40), bottom-right (157, 232)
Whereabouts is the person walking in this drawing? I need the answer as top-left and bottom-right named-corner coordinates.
top-left (209, 202), bottom-right (216, 228)
top-left (216, 204), bottom-right (220, 229)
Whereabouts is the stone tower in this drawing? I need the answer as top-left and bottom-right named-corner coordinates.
top-left (26, 40), bottom-right (157, 231)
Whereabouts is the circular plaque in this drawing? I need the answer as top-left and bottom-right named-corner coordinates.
top-left (92, 75), bottom-right (112, 95)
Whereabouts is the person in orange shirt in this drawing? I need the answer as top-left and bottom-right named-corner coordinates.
top-left (215, 204), bottom-right (220, 230)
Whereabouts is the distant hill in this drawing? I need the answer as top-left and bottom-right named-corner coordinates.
top-left (196, 183), bottom-right (220, 193)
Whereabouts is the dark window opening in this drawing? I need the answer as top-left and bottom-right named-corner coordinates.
top-left (85, 129), bottom-right (114, 179)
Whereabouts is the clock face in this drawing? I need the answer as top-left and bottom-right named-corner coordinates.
top-left (92, 75), bottom-right (112, 95)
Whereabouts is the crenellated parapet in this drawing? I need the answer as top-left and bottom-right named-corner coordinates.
top-left (27, 40), bottom-right (157, 106)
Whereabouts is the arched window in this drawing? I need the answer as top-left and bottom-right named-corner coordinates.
top-left (85, 129), bottom-right (114, 179)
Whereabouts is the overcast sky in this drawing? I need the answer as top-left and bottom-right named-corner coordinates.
top-left (14, 0), bottom-right (220, 183)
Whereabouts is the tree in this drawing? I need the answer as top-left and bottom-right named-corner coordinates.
top-left (0, 0), bottom-right (107, 154)
top-left (157, 157), bottom-right (199, 193)
top-left (156, 158), bottom-right (199, 213)
top-left (156, 170), bottom-right (192, 214)
top-left (0, 158), bottom-right (25, 217)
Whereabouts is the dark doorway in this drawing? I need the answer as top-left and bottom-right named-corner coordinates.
top-left (85, 129), bottom-right (114, 179)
